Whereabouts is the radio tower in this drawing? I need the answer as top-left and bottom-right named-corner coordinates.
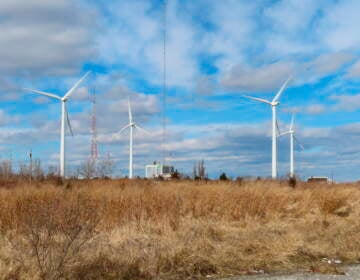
top-left (90, 86), bottom-right (98, 161)
top-left (162, 0), bottom-right (167, 166)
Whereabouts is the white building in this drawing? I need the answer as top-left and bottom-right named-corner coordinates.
top-left (145, 162), bottom-right (175, 179)
top-left (145, 163), bottom-right (162, 178)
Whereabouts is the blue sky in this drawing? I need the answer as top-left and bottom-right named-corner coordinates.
top-left (2, 0), bottom-right (360, 181)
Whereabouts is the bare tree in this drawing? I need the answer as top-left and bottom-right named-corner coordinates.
top-left (19, 161), bottom-right (30, 178)
top-left (0, 159), bottom-right (13, 179)
top-left (193, 163), bottom-right (197, 179)
top-left (47, 165), bottom-right (59, 178)
top-left (32, 159), bottom-right (44, 180)
top-left (77, 159), bottom-right (97, 179)
top-left (97, 156), bottom-right (115, 179)
top-left (193, 160), bottom-right (206, 180)
top-left (198, 160), bottom-right (205, 179)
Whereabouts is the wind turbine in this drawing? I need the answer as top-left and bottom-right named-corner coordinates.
top-left (279, 114), bottom-right (304, 179)
top-left (243, 75), bottom-right (292, 179)
top-left (24, 72), bottom-right (90, 178)
top-left (119, 98), bottom-right (148, 179)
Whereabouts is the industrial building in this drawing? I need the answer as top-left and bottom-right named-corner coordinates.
top-left (145, 163), bottom-right (162, 178)
top-left (145, 162), bottom-right (174, 179)
top-left (307, 176), bottom-right (330, 183)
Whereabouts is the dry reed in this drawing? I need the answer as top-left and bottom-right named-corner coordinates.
top-left (0, 179), bottom-right (358, 279)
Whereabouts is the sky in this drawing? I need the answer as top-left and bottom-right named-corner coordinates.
top-left (2, 0), bottom-right (360, 181)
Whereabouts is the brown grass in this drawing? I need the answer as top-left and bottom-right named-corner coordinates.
top-left (0, 179), bottom-right (359, 279)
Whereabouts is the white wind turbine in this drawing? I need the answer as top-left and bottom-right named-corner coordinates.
top-left (118, 98), bottom-right (148, 179)
top-left (243, 75), bottom-right (292, 179)
top-left (278, 114), bottom-right (304, 179)
top-left (24, 72), bottom-right (90, 178)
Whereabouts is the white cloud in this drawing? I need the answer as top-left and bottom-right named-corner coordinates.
top-left (330, 93), bottom-right (360, 112)
top-left (0, 109), bottom-right (21, 126)
top-left (71, 86), bottom-right (90, 102)
top-left (221, 51), bottom-right (354, 93)
top-left (108, 93), bottom-right (159, 115)
top-left (264, 0), bottom-right (323, 35)
top-left (304, 104), bottom-right (327, 115)
top-left (300, 52), bottom-right (354, 82)
top-left (97, 0), bottom-right (198, 87)
top-left (346, 60), bottom-right (360, 78)
top-left (319, 0), bottom-right (360, 52)
top-left (221, 61), bottom-right (294, 92)
top-left (283, 92), bottom-right (360, 115)
top-left (0, 0), bottom-right (96, 76)
top-left (194, 76), bottom-right (216, 95)
top-left (261, 0), bottom-right (327, 58)
top-left (204, 0), bottom-right (256, 69)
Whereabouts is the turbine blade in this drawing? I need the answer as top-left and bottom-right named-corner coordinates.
top-left (294, 135), bottom-right (304, 150)
top-left (134, 124), bottom-right (150, 135)
top-left (23, 88), bottom-right (61, 100)
top-left (119, 124), bottom-right (131, 134)
top-left (276, 120), bottom-right (281, 136)
top-left (128, 97), bottom-right (133, 123)
top-left (272, 75), bottom-right (292, 103)
top-left (290, 114), bottom-right (295, 130)
top-left (242, 95), bottom-right (272, 105)
top-left (65, 105), bottom-right (74, 137)
top-left (63, 71), bottom-right (91, 100)
top-left (278, 131), bottom-right (290, 137)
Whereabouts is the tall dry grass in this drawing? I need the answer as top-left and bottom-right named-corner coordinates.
top-left (0, 179), bottom-right (359, 279)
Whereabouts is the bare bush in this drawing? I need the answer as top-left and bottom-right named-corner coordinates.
top-left (1, 190), bottom-right (100, 279)
top-left (77, 159), bottom-right (97, 179)
top-left (97, 156), bottom-right (115, 178)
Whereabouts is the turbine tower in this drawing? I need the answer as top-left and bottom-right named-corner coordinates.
top-left (119, 98), bottom-right (148, 179)
top-left (279, 114), bottom-right (304, 178)
top-left (24, 72), bottom-right (90, 178)
top-left (243, 75), bottom-right (292, 179)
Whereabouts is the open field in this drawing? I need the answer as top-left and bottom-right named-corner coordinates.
top-left (0, 179), bottom-right (359, 279)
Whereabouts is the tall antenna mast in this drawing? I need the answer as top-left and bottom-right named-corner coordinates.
top-left (162, 0), bottom-right (167, 166)
top-left (90, 80), bottom-right (98, 161)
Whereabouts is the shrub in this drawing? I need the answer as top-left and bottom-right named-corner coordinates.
top-left (219, 172), bottom-right (228, 180)
top-left (288, 176), bottom-right (297, 188)
top-left (2, 191), bottom-right (100, 280)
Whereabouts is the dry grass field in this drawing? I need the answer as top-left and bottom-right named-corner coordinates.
top-left (0, 178), bottom-right (359, 279)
